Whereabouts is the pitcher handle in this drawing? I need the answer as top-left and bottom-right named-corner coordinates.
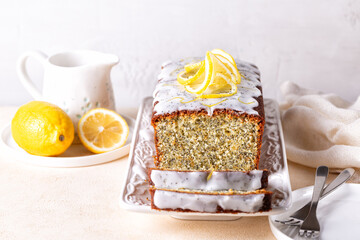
top-left (16, 50), bottom-right (48, 100)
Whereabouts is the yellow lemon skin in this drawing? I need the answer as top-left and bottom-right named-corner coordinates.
top-left (11, 101), bottom-right (74, 156)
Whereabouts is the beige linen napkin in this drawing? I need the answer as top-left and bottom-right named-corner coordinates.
top-left (280, 81), bottom-right (360, 182)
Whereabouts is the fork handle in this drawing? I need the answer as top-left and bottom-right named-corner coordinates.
top-left (320, 168), bottom-right (355, 199)
top-left (308, 166), bottom-right (329, 214)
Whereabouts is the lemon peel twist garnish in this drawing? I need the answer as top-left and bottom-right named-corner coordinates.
top-left (177, 49), bottom-right (241, 98)
top-left (177, 60), bottom-right (205, 85)
top-left (184, 61), bottom-right (203, 73)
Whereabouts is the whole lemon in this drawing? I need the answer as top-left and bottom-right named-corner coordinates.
top-left (11, 101), bottom-right (74, 156)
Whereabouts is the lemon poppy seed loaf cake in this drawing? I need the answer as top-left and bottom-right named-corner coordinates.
top-left (149, 53), bottom-right (271, 213)
top-left (152, 58), bottom-right (265, 171)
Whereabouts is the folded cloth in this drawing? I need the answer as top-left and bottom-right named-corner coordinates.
top-left (280, 82), bottom-right (360, 182)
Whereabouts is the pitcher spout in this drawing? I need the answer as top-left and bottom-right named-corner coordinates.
top-left (103, 53), bottom-right (119, 67)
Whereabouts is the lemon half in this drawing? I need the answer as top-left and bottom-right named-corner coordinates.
top-left (78, 108), bottom-right (129, 154)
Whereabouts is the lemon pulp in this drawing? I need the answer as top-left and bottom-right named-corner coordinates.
top-left (78, 108), bottom-right (129, 153)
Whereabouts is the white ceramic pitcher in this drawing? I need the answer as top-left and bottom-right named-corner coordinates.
top-left (17, 50), bottom-right (118, 128)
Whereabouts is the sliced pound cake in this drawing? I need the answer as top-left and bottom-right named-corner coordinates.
top-left (149, 50), bottom-right (270, 213)
top-left (150, 188), bottom-right (272, 213)
top-left (148, 169), bottom-right (269, 191)
top-left (152, 58), bottom-right (264, 171)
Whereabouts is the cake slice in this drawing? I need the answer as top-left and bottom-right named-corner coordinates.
top-left (150, 188), bottom-right (272, 213)
top-left (152, 59), bottom-right (264, 171)
top-left (148, 168), bottom-right (269, 191)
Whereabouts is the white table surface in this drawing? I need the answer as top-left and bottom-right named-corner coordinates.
top-left (0, 106), bottom-right (349, 240)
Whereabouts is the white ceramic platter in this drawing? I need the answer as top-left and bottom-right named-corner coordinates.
top-left (0, 115), bottom-right (135, 168)
top-left (120, 97), bottom-right (292, 220)
top-left (269, 183), bottom-right (360, 240)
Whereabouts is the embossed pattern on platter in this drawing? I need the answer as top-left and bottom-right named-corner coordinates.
top-left (124, 98), bottom-right (289, 210)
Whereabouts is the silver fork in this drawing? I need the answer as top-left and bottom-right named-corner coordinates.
top-left (276, 168), bottom-right (355, 226)
top-left (297, 166), bottom-right (329, 239)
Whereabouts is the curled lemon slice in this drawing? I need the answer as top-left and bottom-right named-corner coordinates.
top-left (184, 52), bottom-right (214, 94)
top-left (211, 49), bottom-right (241, 84)
top-left (184, 61), bottom-right (203, 73)
top-left (183, 49), bottom-right (241, 85)
top-left (177, 61), bottom-right (205, 85)
top-left (211, 49), bottom-right (237, 65)
top-left (198, 54), bottom-right (238, 99)
top-left (199, 72), bottom-right (237, 98)
top-left (178, 49), bottom-right (240, 98)
top-left (214, 54), bottom-right (241, 84)
top-left (78, 108), bottom-right (129, 153)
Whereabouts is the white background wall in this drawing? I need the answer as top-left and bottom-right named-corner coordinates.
top-left (1, 0), bottom-right (359, 108)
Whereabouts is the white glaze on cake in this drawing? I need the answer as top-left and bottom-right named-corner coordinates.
top-left (153, 58), bottom-right (262, 116)
top-left (150, 170), bottom-right (265, 191)
top-left (153, 189), bottom-right (265, 212)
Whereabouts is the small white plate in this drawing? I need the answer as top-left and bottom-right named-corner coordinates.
top-left (269, 183), bottom-right (360, 240)
top-left (0, 115), bottom-right (135, 168)
top-left (120, 97), bottom-right (292, 220)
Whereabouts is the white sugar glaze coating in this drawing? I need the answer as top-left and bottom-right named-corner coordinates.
top-left (153, 58), bottom-right (262, 116)
top-left (153, 189), bottom-right (265, 212)
top-left (150, 170), bottom-right (265, 191)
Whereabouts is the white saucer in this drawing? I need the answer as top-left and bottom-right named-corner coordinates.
top-left (120, 97), bottom-right (292, 220)
top-left (269, 183), bottom-right (360, 240)
top-left (0, 115), bottom-right (135, 168)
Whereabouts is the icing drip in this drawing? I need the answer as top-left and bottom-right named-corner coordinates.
top-left (153, 58), bottom-right (262, 116)
top-left (153, 189), bottom-right (265, 212)
top-left (150, 170), bottom-right (265, 191)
